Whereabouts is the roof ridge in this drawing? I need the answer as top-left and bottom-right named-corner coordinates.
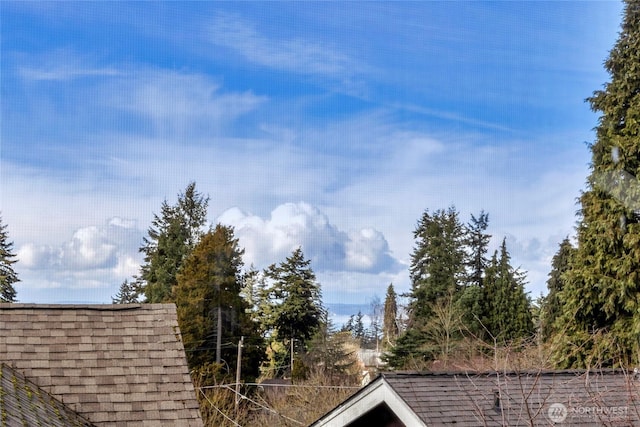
top-left (0, 303), bottom-right (174, 311)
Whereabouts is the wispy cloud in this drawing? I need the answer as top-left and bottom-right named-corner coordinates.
top-left (105, 70), bottom-right (267, 137)
top-left (17, 49), bottom-right (122, 81)
top-left (207, 13), bottom-right (370, 95)
top-left (389, 102), bottom-right (514, 132)
top-left (19, 66), bottom-right (122, 81)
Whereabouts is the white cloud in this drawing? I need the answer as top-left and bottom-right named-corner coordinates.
top-left (15, 217), bottom-right (143, 293)
top-left (17, 49), bottom-right (122, 81)
top-left (62, 226), bottom-right (117, 269)
top-left (20, 67), bottom-right (121, 81)
top-left (209, 13), bottom-right (358, 76)
top-left (345, 228), bottom-right (395, 272)
top-left (218, 202), bottom-right (402, 274)
top-left (17, 244), bottom-right (60, 269)
top-left (207, 13), bottom-right (370, 96)
top-left (103, 69), bottom-right (267, 138)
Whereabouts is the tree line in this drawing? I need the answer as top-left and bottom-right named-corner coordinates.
top-left (111, 181), bottom-right (536, 376)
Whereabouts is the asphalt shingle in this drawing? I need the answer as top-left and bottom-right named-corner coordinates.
top-left (383, 370), bottom-right (640, 426)
top-left (0, 303), bottom-right (203, 427)
top-left (0, 363), bottom-right (95, 427)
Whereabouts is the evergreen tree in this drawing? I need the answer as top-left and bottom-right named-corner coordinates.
top-left (382, 284), bottom-right (399, 349)
top-left (455, 283), bottom-right (484, 338)
top-left (262, 248), bottom-right (324, 347)
top-left (540, 238), bottom-right (574, 342)
top-left (390, 207), bottom-right (466, 367)
top-left (457, 211), bottom-right (491, 337)
top-left (306, 317), bottom-right (360, 384)
top-left (481, 240), bottom-right (533, 343)
top-left (342, 311), bottom-right (366, 342)
top-left (240, 266), bottom-right (260, 314)
top-left (553, 0), bottom-right (640, 368)
top-left (174, 225), bottom-right (263, 380)
top-left (465, 211), bottom-right (491, 288)
top-left (408, 207), bottom-right (466, 323)
top-left (342, 314), bottom-right (355, 334)
top-left (111, 279), bottom-right (139, 304)
top-left (140, 182), bottom-right (208, 303)
top-left (0, 215), bottom-right (18, 303)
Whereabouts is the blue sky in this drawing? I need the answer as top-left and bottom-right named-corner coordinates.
top-left (1, 2), bottom-right (624, 310)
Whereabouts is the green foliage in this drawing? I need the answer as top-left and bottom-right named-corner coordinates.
top-left (0, 215), bottom-right (19, 303)
top-left (389, 207), bottom-right (533, 368)
top-left (140, 182), bottom-right (208, 303)
top-left (540, 238), bottom-right (573, 342)
top-left (465, 211), bottom-right (491, 288)
top-left (457, 211), bottom-right (491, 336)
top-left (552, 0), bottom-right (640, 368)
top-left (408, 207), bottom-right (467, 322)
top-left (480, 240), bottom-right (534, 343)
top-left (342, 311), bottom-right (366, 341)
top-left (306, 319), bottom-right (360, 384)
top-left (111, 279), bottom-right (140, 304)
top-left (455, 283), bottom-right (483, 337)
top-left (174, 225), bottom-right (264, 381)
top-left (291, 358), bottom-right (309, 381)
top-left (261, 248), bottom-right (324, 346)
top-left (382, 284), bottom-right (399, 349)
top-left (385, 327), bottom-right (428, 368)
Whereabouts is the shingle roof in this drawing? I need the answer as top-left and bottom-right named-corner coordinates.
top-left (0, 303), bottom-right (203, 427)
top-left (0, 363), bottom-right (95, 427)
top-left (385, 370), bottom-right (640, 426)
top-left (312, 370), bottom-right (640, 426)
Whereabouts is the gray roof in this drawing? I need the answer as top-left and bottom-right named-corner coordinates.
top-left (0, 363), bottom-right (95, 427)
top-left (312, 370), bottom-right (640, 426)
top-left (0, 303), bottom-right (203, 427)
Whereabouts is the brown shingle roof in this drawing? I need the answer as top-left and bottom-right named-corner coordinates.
top-left (312, 370), bottom-right (640, 426)
top-left (0, 303), bottom-right (203, 427)
top-left (0, 363), bottom-right (95, 427)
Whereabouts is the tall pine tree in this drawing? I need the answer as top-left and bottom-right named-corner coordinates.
top-left (465, 211), bottom-right (491, 288)
top-left (382, 283), bottom-right (399, 349)
top-left (0, 215), bottom-right (19, 303)
top-left (407, 207), bottom-right (466, 322)
top-left (553, 0), bottom-right (640, 368)
top-left (258, 248), bottom-right (324, 378)
top-left (261, 248), bottom-right (324, 347)
top-left (480, 240), bottom-right (533, 343)
top-left (458, 211), bottom-right (491, 337)
top-left (389, 207), bottom-right (466, 367)
top-left (139, 182), bottom-right (208, 303)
